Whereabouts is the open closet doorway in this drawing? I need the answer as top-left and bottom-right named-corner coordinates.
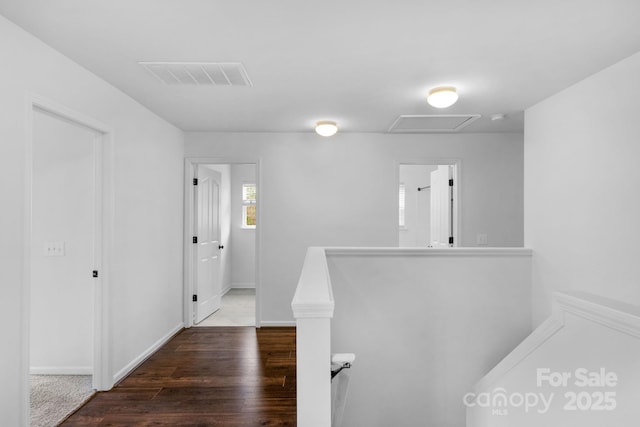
top-left (25, 97), bottom-right (111, 426)
top-left (398, 162), bottom-right (459, 247)
top-left (186, 162), bottom-right (258, 327)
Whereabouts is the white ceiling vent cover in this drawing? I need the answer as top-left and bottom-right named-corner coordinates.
top-left (388, 115), bottom-right (481, 133)
top-left (139, 62), bottom-right (253, 87)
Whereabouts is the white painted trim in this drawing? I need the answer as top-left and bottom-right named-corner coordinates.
top-left (221, 284), bottom-right (232, 296)
top-left (22, 93), bottom-right (114, 426)
top-left (113, 324), bottom-right (183, 385)
top-left (184, 158), bottom-right (262, 328)
top-left (473, 314), bottom-right (564, 393)
top-left (291, 248), bottom-right (335, 319)
top-left (325, 247), bottom-right (532, 257)
top-left (30, 367), bottom-right (93, 375)
top-left (260, 321), bottom-right (297, 327)
top-left (473, 291), bottom-right (640, 393)
top-left (231, 282), bottom-right (256, 289)
top-left (554, 291), bottom-right (640, 339)
top-left (183, 159), bottom-right (196, 328)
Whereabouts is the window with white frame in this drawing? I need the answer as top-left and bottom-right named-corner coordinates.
top-left (399, 183), bottom-right (406, 228)
top-left (242, 183), bottom-right (257, 229)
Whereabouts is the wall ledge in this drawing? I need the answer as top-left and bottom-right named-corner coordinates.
top-left (325, 247), bottom-right (532, 257)
top-left (555, 291), bottom-right (640, 339)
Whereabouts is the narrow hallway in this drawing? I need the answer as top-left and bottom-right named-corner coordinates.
top-left (60, 327), bottom-right (296, 426)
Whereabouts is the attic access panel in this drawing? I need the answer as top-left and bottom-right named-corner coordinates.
top-left (388, 115), bottom-right (481, 133)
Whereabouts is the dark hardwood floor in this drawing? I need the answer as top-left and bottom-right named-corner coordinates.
top-left (62, 327), bottom-right (296, 426)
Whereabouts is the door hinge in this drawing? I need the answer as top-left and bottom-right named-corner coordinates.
top-left (449, 237), bottom-right (454, 245)
top-left (193, 178), bottom-right (198, 185)
top-left (449, 179), bottom-right (454, 186)
top-left (192, 294), bottom-right (197, 302)
top-left (92, 270), bottom-right (99, 278)
top-left (193, 236), bottom-right (198, 244)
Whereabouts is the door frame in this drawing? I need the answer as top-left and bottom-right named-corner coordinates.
top-left (183, 157), bottom-right (262, 328)
top-left (396, 158), bottom-right (461, 247)
top-left (22, 94), bottom-right (114, 423)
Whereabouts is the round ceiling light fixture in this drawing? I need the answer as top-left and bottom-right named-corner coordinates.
top-left (427, 86), bottom-right (458, 108)
top-left (315, 121), bottom-right (338, 137)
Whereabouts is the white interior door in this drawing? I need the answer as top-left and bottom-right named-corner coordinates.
top-left (430, 165), bottom-right (452, 248)
top-left (194, 167), bottom-right (222, 323)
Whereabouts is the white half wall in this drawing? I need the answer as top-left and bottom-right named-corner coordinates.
top-left (186, 132), bottom-right (524, 323)
top-left (525, 51), bottom-right (640, 325)
top-left (0, 15), bottom-right (184, 425)
top-left (230, 164), bottom-right (256, 288)
top-left (326, 248), bottom-right (533, 427)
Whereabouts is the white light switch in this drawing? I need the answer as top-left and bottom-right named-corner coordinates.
top-left (476, 234), bottom-right (488, 246)
top-left (44, 241), bottom-right (65, 257)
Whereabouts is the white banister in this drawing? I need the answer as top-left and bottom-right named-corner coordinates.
top-left (292, 247), bottom-right (334, 427)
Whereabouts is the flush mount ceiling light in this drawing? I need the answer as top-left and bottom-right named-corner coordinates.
top-left (427, 86), bottom-right (458, 108)
top-left (315, 121), bottom-right (338, 137)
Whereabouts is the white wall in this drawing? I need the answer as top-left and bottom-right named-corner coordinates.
top-left (186, 132), bottom-right (524, 323)
top-left (30, 110), bottom-right (95, 374)
top-left (399, 164), bottom-right (438, 247)
top-left (468, 292), bottom-right (640, 426)
top-left (205, 164), bottom-right (232, 293)
top-left (525, 51), bottom-right (640, 325)
top-left (230, 164), bottom-right (256, 288)
top-left (327, 248), bottom-right (533, 427)
top-left (0, 15), bottom-right (184, 425)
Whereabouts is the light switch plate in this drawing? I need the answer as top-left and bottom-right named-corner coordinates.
top-left (44, 241), bottom-right (65, 257)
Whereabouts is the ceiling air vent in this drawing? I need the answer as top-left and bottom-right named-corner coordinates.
top-left (388, 114), bottom-right (481, 133)
top-left (139, 62), bottom-right (253, 87)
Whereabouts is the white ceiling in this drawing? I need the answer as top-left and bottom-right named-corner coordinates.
top-left (2, 0), bottom-right (640, 133)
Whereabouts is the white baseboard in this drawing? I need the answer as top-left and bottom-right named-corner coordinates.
top-left (113, 323), bottom-right (183, 384)
top-left (221, 284), bottom-right (232, 295)
top-left (30, 366), bottom-right (92, 375)
top-left (231, 282), bottom-right (255, 289)
top-left (259, 320), bottom-right (296, 327)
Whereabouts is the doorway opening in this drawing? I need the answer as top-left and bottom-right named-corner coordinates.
top-left (398, 162), bottom-right (459, 247)
top-left (23, 96), bottom-right (112, 426)
top-left (184, 161), bottom-right (259, 328)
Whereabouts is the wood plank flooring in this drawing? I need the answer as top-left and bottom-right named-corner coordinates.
top-left (61, 327), bottom-right (296, 426)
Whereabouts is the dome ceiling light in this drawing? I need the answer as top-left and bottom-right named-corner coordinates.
top-left (427, 86), bottom-right (458, 109)
top-left (315, 121), bottom-right (338, 137)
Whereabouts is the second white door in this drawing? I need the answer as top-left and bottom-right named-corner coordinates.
top-left (430, 165), bottom-right (452, 248)
top-left (195, 167), bottom-right (222, 323)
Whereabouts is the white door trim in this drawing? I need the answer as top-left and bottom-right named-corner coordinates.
top-left (183, 158), bottom-right (262, 328)
top-left (21, 93), bottom-right (113, 425)
top-left (396, 158), bottom-right (462, 247)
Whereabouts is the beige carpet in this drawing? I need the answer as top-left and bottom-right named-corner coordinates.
top-left (196, 288), bottom-right (255, 326)
top-left (30, 375), bottom-right (94, 427)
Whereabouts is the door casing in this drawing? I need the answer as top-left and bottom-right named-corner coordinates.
top-left (21, 93), bottom-right (114, 425)
top-left (183, 158), bottom-right (262, 328)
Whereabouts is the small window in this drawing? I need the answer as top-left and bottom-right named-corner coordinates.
top-left (399, 183), bottom-right (406, 228)
top-left (242, 183), bottom-right (257, 229)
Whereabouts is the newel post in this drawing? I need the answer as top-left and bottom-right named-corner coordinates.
top-left (291, 248), bottom-right (335, 427)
